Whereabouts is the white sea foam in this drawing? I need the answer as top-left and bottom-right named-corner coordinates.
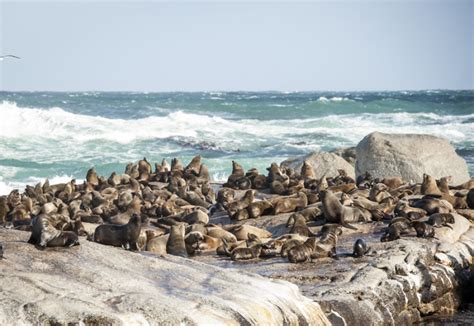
top-left (316, 96), bottom-right (353, 103)
top-left (1, 101), bottom-right (473, 147)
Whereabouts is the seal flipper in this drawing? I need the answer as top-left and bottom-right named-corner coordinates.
top-left (341, 220), bottom-right (358, 230)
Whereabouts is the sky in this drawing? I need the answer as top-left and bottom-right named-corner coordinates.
top-left (0, 1), bottom-right (473, 91)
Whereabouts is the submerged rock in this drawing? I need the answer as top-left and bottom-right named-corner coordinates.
top-left (355, 132), bottom-right (470, 184)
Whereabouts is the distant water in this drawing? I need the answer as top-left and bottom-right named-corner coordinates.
top-left (0, 90), bottom-right (473, 194)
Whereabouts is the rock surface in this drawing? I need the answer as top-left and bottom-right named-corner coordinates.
top-left (0, 229), bottom-right (329, 325)
top-left (330, 147), bottom-right (356, 166)
top-left (281, 152), bottom-right (355, 180)
top-left (355, 132), bottom-right (470, 184)
top-left (195, 211), bottom-right (474, 325)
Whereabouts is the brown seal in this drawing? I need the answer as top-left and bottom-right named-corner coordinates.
top-left (46, 231), bottom-right (80, 247)
top-left (184, 231), bottom-right (204, 256)
top-left (427, 213), bottom-right (455, 229)
top-left (380, 217), bottom-right (411, 242)
top-left (280, 239), bottom-right (304, 258)
top-left (272, 192), bottom-right (308, 215)
top-left (166, 223), bottom-right (188, 257)
top-left (227, 190), bottom-right (254, 217)
top-left (222, 239), bottom-right (263, 261)
top-left (301, 160), bottom-right (316, 180)
top-left (287, 213), bottom-right (314, 237)
top-left (93, 213), bottom-right (141, 250)
top-left (86, 167), bottom-right (99, 186)
top-left (231, 224), bottom-right (272, 241)
top-left (467, 189), bottom-right (474, 209)
top-left (320, 190), bottom-right (368, 230)
top-left (247, 200), bottom-right (273, 218)
top-left (411, 221), bottom-right (436, 238)
top-left (421, 174), bottom-right (442, 195)
top-left (28, 215), bottom-right (78, 249)
top-left (311, 224), bottom-right (342, 259)
top-left (287, 237), bottom-right (317, 263)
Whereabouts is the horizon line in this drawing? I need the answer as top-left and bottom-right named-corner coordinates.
top-left (0, 88), bottom-right (473, 94)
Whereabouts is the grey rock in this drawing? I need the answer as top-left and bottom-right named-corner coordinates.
top-left (281, 152), bottom-right (355, 180)
top-left (330, 147), bottom-right (356, 166)
top-left (355, 132), bottom-right (470, 184)
top-left (0, 229), bottom-right (330, 325)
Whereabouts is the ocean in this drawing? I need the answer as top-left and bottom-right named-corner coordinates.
top-left (0, 90), bottom-right (473, 194)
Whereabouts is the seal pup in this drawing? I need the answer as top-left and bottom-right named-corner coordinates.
top-left (166, 223), bottom-right (188, 257)
top-left (353, 239), bottom-right (370, 258)
top-left (184, 231), bottom-right (204, 256)
top-left (287, 213), bottom-right (315, 237)
top-left (427, 213), bottom-right (455, 229)
top-left (260, 239), bottom-right (284, 258)
top-left (280, 239), bottom-right (305, 258)
top-left (93, 213), bottom-right (141, 250)
top-left (411, 221), bottom-right (436, 238)
top-left (312, 224), bottom-right (342, 259)
top-left (288, 237), bottom-right (317, 263)
top-left (247, 200), bottom-right (273, 219)
top-left (380, 217), bottom-right (411, 242)
top-left (0, 243), bottom-right (4, 259)
top-left (222, 239), bottom-right (263, 261)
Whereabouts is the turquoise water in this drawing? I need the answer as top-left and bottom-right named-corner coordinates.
top-left (0, 90), bottom-right (473, 193)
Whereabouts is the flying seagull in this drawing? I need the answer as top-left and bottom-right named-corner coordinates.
top-left (0, 55), bottom-right (21, 61)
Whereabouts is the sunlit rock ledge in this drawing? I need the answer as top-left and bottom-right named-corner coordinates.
top-left (0, 228), bottom-right (329, 325)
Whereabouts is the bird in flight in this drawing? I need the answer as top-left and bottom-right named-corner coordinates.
top-left (0, 55), bottom-right (21, 61)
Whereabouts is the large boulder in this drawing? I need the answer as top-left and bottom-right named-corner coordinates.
top-left (355, 132), bottom-right (470, 184)
top-left (281, 152), bottom-right (355, 180)
top-left (330, 147), bottom-right (356, 166)
top-left (0, 229), bottom-right (329, 325)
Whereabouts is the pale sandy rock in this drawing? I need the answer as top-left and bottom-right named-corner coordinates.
top-left (281, 152), bottom-right (355, 180)
top-left (355, 132), bottom-right (470, 184)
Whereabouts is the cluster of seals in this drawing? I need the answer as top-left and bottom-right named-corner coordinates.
top-left (1, 153), bottom-right (473, 270)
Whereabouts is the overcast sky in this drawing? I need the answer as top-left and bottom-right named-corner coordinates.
top-left (0, 1), bottom-right (473, 91)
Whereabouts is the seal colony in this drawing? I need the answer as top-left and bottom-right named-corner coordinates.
top-left (0, 155), bottom-right (473, 266)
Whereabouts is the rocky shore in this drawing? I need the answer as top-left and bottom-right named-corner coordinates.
top-left (0, 132), bottom-right (473, 325)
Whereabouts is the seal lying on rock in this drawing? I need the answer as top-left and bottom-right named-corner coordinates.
top-left (272, 192), bottom-right (308, 215)
top-left (93, 213), bottom-right (141, 250)
top-left (28, 215), bottom-right (79, 250)
top-left (427, 213), bottom-right (455, 229)
top-left (222, 239), bottom-right (263, 261)
top-left (411, 221), bottom-right (436, 239)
